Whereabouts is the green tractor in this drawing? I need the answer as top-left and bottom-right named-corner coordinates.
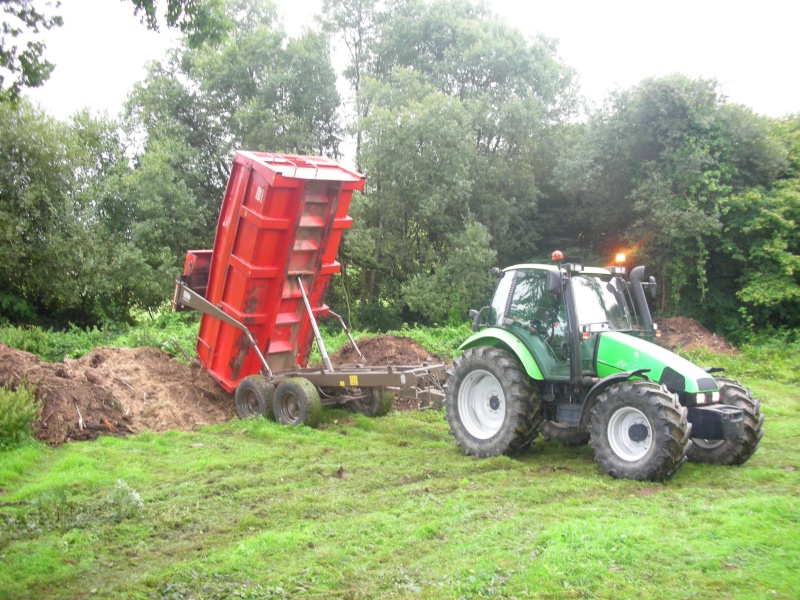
top-left (444, 252), bottom-right (764, 481)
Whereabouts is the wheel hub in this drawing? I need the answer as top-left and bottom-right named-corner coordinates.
top-left (607, 406), bottom-right (652, 462)
top-left (628, 422), bottom-right (649, 442)
top-left (458, 369), bottom-right (506, 440)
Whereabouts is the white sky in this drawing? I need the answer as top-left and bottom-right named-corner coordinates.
top-left (25, 0), bottom-right (800, 121)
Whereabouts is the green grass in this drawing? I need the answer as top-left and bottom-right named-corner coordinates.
top-left (1, 379), bottom-right (798, 599)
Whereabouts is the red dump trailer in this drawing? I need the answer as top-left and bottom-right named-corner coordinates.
top-left (174, 151), bottom-right (444, 426)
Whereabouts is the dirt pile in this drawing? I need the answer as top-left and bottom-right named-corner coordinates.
top-left (329, 335), bottom-right (440, 366)
top-left (0, 344), bottom-right (234, 445)
top-left (657, 317), bottom-right (735, 354)
top-left (330, 335), bottom-right (445, 412)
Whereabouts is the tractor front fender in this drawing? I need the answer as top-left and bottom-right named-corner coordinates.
top-left (459, 329), bottom-right (544, 380)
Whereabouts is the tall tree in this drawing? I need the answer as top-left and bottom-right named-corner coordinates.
top-left (126, 0), bottom-right (342, 229)
top-left (128, 0), bottom-right (230, 46)
top-left (0, 0), bottom-right (62, 100)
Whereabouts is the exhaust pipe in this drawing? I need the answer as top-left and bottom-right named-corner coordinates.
top-left (630, 266), bottom-right (653, 331)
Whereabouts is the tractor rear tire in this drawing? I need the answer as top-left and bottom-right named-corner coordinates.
top-left (685, 378), bottom-right (764, 465)
top-left (589, 381), bottom-right (691, 481)
top-left (444, 346), bottom-right (540, 457)
top-left (273, 378), bottom-right (322, 428)
top-left (538, 421), bottom-right (590, 446)
top-left (234, 375), bottom-right (275, 420)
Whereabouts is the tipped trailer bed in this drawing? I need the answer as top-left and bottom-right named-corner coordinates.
top-left (174, 151), bottom-right (444, 425)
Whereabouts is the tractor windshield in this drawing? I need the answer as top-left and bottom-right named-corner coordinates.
top-left (572, 275), bottom-right (633, 332)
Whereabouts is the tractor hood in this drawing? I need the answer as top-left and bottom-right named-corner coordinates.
top-left (595, 332), bottom-right (718, 394)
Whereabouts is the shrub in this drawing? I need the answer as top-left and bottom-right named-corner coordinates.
top-left (0, 384), bottom-right (40, 449)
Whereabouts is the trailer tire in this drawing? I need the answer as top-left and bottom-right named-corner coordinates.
top-left (234, 375), bottom-right (275, 420)
top-left (538, 421), bottom-right (590, 446)
top-left (685, 378), bottom-right (764, 465)
top-left (273, 378), bottom-right (322, 428)
top-left (589, 381), bottom-right (690, 481)
top-left (351, 387), bottom-right (394, 417)
top-left (444, 346), bottom-right (539, 457)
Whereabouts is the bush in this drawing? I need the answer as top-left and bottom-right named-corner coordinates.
top-left (0, 384), bottom-right (39, 449)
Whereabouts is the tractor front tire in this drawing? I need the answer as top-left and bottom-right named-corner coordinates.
top-left (444, 346), bottom-right (540, 457)
top-left (234, 375), bottom-right (275, 420)
top-left (273, 378), bottom-right (322, 428)
top-left (589, 381), bottom-right (691, 481)
top-left (538, 421), bottom-right (590, 446)
top-left (685, 378), bottom-right (764, 465)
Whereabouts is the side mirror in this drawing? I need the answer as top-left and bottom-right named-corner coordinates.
top-left (648, 276), bottom-right (657, 299)
top-left (547, 270), bottom-right (562, 296)
top-left (490, 267), bottom-right (501, 277)
top-left (468, 309), bottom-right (478, 319)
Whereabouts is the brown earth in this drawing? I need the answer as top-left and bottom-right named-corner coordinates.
top-left (329, 335), bottom-right (439, 366)
top-left (0, 344), bottom-right (234, 445)
top-left (329, 335), bottom-right (445, 412)
top-left (657, 316), bottom-right (736, 354)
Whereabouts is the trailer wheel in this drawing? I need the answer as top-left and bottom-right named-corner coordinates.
top-left (234, 375), bottom-right (275, 420)
top-left (273, 378), bottom-right (322, 427)
top-left (685, 378), bottom-right (764, 465)
top-left (589, 381), bottom-right (691, 481)
top-left (538, 421), bottom-right (590, 446)
top-left (444, 346), bottom-right (539, 457)
top-left (351, 387), bottom-right (394, 417)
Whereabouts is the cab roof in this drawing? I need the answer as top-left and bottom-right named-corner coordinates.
top-left (503, 264), bottom-right (612, 277)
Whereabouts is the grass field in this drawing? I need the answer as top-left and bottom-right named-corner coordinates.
top-left (1, 375), bottom-right (798, 599)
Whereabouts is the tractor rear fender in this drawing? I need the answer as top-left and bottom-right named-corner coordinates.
top-left (578, 368), bottom-right (651, 431)
top-left (459, 329), bottom-right (544, 380)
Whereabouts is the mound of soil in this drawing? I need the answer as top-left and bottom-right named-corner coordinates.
top-left (330, 335), bottom-right (445, 412)
top-left (657, 317), bottom-right (735, 354)
top-left (0, 344), bottom-right (234, 445)
top-left (330, 335), bottom-right (439, 366)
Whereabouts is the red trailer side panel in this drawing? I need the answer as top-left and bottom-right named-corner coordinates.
top-left (195, 152), bottom-right (363, 393)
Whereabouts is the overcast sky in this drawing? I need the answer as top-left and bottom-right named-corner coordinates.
top-left (25, 0), bottom-right (800, 121)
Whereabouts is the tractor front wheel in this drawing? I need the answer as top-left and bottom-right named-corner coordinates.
top-left (273, 378), bottom-right (322, 427)
top-left (685, 378), bottom-right (764, 465)
top-left (589, 381), bottom-right (691, 481)
top-left (444, 346), bottom-right (540, 457)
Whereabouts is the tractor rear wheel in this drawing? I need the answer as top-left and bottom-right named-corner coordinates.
top-left (234, 375), bottom-right (275, 420)
top-left (444, 346), bottom-right (539, 457)
top-left (273, 378), bottom-right (322, 427)
top-left (538, 421), bottom-right (590, 446)
top-left (685, 378), bottom-right (764, 465)
top-left (589, 381), bottom-right (691, 481)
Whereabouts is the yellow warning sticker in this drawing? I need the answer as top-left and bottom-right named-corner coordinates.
top-left (339, 381), bottom-right (345, 387)
top-left (349, 375), bottom-right (359, 386)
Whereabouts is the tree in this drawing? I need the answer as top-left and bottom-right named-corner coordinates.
top-left (126, 0), bottom-right (341, 220)
top-left (0, 99), bottom-right (144, 324)
top-left (555, 75), bottom-right (788, 318)
top-left (0, 0), bottom-right (62, 101)
top-left (719, 116), bottom-right (800, 331)
top-left (352, 69), bottom-right (475, 317)
top-left (128, 0), bottom-right (230, 46)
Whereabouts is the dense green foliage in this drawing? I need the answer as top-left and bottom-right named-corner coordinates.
top-left (0, 377), bottom-right (798, 598)
top-left (0, 0), bottom-right (798, 340)
top-left (0, 384), bottom-right (38, 449)
top-left (0, 309), bottom-right (201, 363)
top-left (0, 0), bottom-right (63, 100)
